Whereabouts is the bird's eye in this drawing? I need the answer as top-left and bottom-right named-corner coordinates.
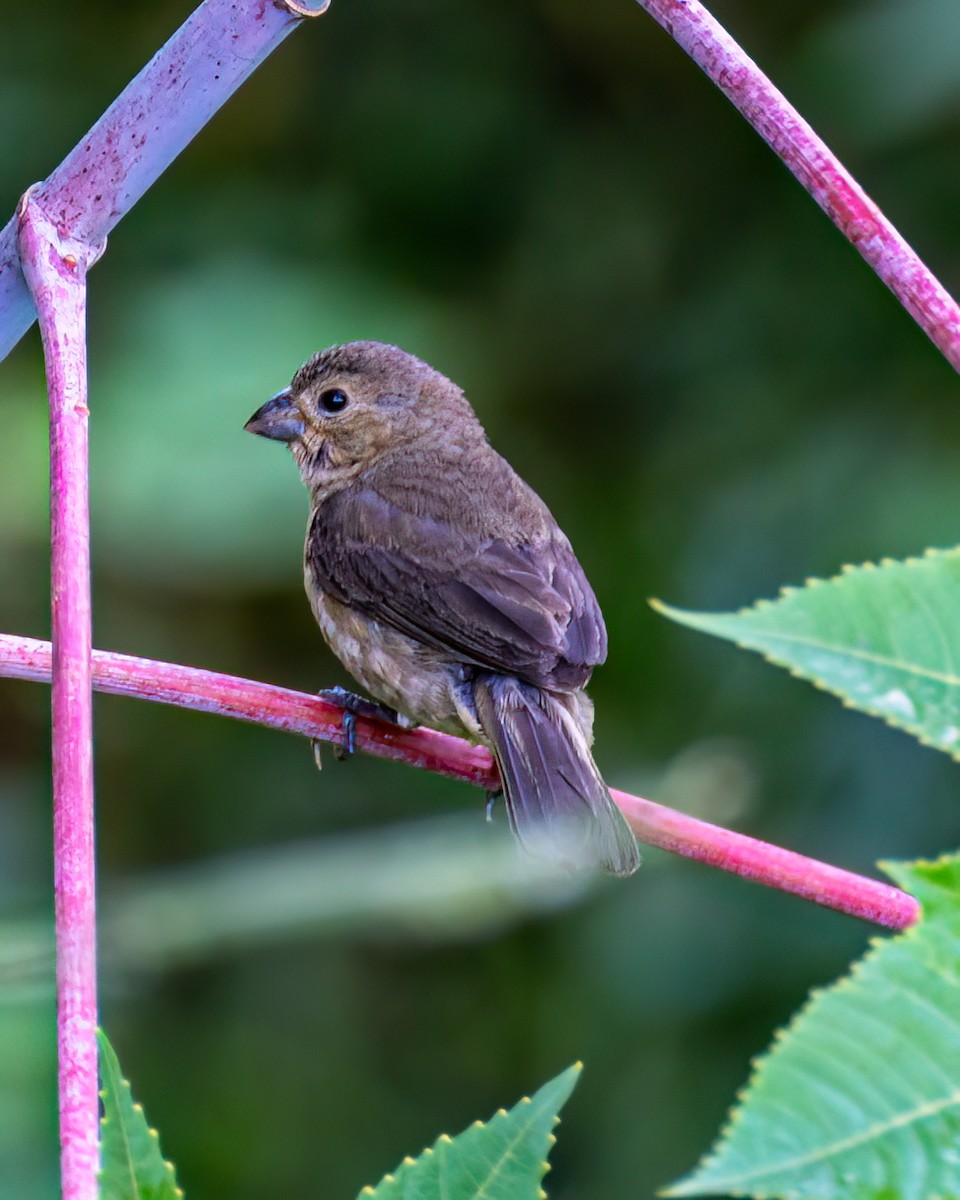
top-left (319, 388), bottom-right (349, 414)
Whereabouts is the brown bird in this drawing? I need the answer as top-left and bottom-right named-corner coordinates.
top-left (245, 341), bottom-right (639, 876)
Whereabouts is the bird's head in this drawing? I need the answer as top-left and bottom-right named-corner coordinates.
top-left (245, 341), bottom-right (482, 494)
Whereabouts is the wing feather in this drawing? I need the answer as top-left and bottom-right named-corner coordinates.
top-left (306, 483), bottom-right (605, 692)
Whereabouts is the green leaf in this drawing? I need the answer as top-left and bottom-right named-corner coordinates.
top-left (358, 1063), bottom-right (581, 1200)
top-left (667, 856), bottom-right (960, 1199)
top-left (654, 547), bottom-right (960, 759)
top-left (98, 1029), bottom-right (182, 1200)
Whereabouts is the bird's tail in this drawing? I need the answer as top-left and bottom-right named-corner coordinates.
top-left (472, 673), bottom-right (640, 877)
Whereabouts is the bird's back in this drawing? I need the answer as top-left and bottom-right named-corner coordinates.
top-left (307, 435), bottom-right (607, 692)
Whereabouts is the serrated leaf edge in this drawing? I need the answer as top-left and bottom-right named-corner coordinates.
top-left (703, 628), bottom-right (960, 764)
top-left (651, 543), bottom-right (960, 623)
top-left (651, 545), bottom-right (960, 763)
top-left (97, 1029), bottom-right (184, 1199)
top-left (360, 1063), bottom-right (581, 1200)
top-left (662, 893), bottom-right (954, 1198)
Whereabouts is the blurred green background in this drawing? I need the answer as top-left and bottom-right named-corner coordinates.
top-left (1, 0), bottom-right (959, 1196)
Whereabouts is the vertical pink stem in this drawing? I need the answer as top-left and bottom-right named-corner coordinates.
top-left (17, 197), bottom-right (101, 1200)
top-left (634, 0), bottom-right (960, 372)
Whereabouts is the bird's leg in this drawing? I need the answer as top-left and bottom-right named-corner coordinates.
top-left (314, 686), bottom-right (412, 762)
top-left (484, 789), bottom-right (503, 822)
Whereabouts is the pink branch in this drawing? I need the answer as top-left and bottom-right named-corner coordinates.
top-left (613, 792), bottom-right (916, 929)
top-left (635, 0), bottom-right (960, 371)
top-left (0, 633), bottom-right (920, 931)
top-left (0, 0), bottom-right (331, 363)
top-left (16, 203), bottom-right (102, 1200)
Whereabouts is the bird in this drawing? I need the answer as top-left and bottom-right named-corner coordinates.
top-left (244, 341), bottom-right (639, 876)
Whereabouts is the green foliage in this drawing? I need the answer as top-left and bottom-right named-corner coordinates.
top-left (655, 547), bottom-right (960, 759)
top-left (668, 856), bottom-right (960, 1199)
top-left (98, 1030), bottom-right (181, 1200)
top-left (358, 1064), bottom-right (580, 1200)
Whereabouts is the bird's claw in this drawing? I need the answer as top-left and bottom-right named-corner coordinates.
top-left (333, 710), bottom-right (356, 761)
top-left (484, 789), bottom-right (503, 823)
top-left (316, 686), bottom-right (405, 761)
top-left (311, 738), bottom-right (325, 772)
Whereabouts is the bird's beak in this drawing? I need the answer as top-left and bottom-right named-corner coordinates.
top-left (244, 387), bottom-right (305, 442)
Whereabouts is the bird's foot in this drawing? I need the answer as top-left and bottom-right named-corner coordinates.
top-left (484, 789), bottom-right (503, 823)
top-left (315, 686), bottom-right (410, 762)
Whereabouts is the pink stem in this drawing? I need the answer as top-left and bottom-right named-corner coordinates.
top-left (0, 0), bottom-right (329, 362)
top-left (634, 0), bottom-right (960, 371)
top-left (0, 633), bottom-right (919, 931)
top-left (16, 201), bottom-right (101, 1200)
top-left (613, 791), bottom-right (917, 930)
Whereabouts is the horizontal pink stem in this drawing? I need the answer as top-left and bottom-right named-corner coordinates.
top-left (0, 633), bottom-right (919, 930)
top-left (635, 0), bottom-right (960, 371)
top-left (0, 634), bottom-right (496, 789)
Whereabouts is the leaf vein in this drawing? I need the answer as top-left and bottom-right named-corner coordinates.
top-left (706, 1089), bottom-right (960, 1188)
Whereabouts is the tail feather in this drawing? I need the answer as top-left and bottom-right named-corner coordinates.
top-left (473, 673), bottom-right (640, 877)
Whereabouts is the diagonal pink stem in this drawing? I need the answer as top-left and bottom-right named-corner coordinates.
top-left (0, 633), bottom-right (920, 931)
top-left (0, 0), bottom-right (330, 363)
top-left (16, 200), bottom-right (101, 1200)
top-left (612, 791), bottom-right (915, 930)
top-left (634, 0), bottom-right (960, 371)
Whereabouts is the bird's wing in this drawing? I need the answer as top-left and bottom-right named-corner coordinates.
top-left (306, 484), bottom-right (606, 691)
